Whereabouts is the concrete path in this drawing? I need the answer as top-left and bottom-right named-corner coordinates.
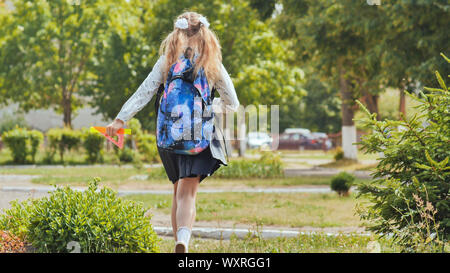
top-left (153, 226), bottom-right (370, 239)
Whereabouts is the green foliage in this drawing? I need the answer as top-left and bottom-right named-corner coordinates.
top-left (0, 112), bottom-right (28, 135)
top-left (117, 147), bottom-right (136, 163)
top-left (46, 128), bottom-right (81, 162)
top-left (330, 172), bottom-right (355, 196)
top-left (249, 0), bottom-right (276, 20)
top-left (137, 133), bottom-right (159, 163)
top-left (1, 127), bottom-right (43, 163)
top-left (28, 130), bottom-right (44, 163)
top-left (333, 147), bottom-right (344, 161)
top-left (127, 118), bottom-right (159, 163)
top-left (81, 128), bottom-right (104, 164)
top-left (0, 0), bottom-right (131, 127)
top-left (355, 55), bottom-right (450, 252)
top-left (0, 178), bottom-right (160, 253)
top-left (280, 75), bottom-right (341, 133)
top-left (216, 151), bottom-right (284, 179)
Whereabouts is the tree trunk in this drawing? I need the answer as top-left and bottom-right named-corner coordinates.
top-left (399, 89), bottom-right (406, 119)
top-left (62, 92), bottom-right (72, 128)
top-left (363, 92), bottom-right (380, 120)
top-left (339, 62), bottom-right (358, 161)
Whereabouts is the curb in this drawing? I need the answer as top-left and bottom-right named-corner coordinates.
top-left (153, 226), bottom-right (370, 240)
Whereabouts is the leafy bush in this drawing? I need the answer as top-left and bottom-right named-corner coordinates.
top-left (117, 147), bottom-right (136, 163)
top-left (0, 178), bottom-right (160, 253)
top-left (81, 128), bottom-right (104, 164)
top-left (330, 172), bottom-right (355, 196)
top-left (1, 127), bottom-right (43, 163)
top-left (0, 231), bottom-right (27, 253)
top-left (355, 54), bottom-right (449, 252)
top-left (127, 118), bottom-right (159, 163)
top-left (47, 128), bottom-right (81, 162)
top-left (28, 130), bottom-right (44, 162)
top-left (137, 133), bottom-right (159, 163)
top-left (1, 128), bottom-right (27, 163)
top-left (334, 147), bottom-right (344, 161)
top-left (215, 151), bottom-right (284, 178)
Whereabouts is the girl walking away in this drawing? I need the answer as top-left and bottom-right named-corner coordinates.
top-left (106, 11), bottom-right (239, 253)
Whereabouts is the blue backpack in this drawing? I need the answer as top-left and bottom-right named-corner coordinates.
top-left (155, 52), bottom-right (215, 155)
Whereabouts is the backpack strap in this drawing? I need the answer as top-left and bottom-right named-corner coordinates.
top-left (154, 83), bottom-right (164, 118)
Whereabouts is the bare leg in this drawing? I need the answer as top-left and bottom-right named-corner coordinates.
top-left (176, 176), bottom-right (200, 230)
top-left (171, 180), bottom-right (179, 241)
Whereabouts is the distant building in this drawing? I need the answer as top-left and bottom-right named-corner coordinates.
top-left (0, 103), bottom-right (109, 132)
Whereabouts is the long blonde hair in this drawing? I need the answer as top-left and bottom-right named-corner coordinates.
top-left (159, 11), bottom-right (222, 86)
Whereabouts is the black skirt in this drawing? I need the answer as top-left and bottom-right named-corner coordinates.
top-left (157, 146), bottom-right (223, 184)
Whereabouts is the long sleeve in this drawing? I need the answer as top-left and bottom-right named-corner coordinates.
top-left (212, 63), bottom-right (240, 113)
top-left (115, 55), bottom-right (166, 123)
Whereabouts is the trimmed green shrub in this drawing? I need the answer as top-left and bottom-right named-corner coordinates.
top-left (356, 54), bottom-right (450, 252)
top-left (117, 147), bottom-right (135, 163)
top-left (2, 128), bottom-right (27, 163)
top-left (334, 147), bottom-right (344, 161)
top-left (81, 128), bottom-right (104, 164)
top-left (138, 133), bottom-right (159, 163)
top-left (0, 178), bottom-right (160, 253)
top-left (47, 128), bottom-right (81, 162)
top-left (28, 130), bottom-right (44, 163)
top-left (215, 151), bottom-right (284, 178)
top-left (1, 128), bottom-right (43, 163)
top-left (330, 172), bottom-right (355, 196)
top-left (127, 118), bottom-right (159, 163)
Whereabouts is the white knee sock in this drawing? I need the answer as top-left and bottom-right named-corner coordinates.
top-left (177, 226), bottom-right (191, 245)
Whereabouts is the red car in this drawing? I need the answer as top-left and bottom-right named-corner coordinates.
top-left (278, 132), bottom-right (313, 150)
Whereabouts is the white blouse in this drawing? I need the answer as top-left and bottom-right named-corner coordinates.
top-left (115, 55), bottom-right (240, 123)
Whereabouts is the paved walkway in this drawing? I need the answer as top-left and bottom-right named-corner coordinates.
top-left (153, 226), bottom-right (369, 239)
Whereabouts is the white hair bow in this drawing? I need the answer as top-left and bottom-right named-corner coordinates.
top-left (199, 16), bottom-right (210, 28)
top-left (175, 18), bottom-right (189, 29)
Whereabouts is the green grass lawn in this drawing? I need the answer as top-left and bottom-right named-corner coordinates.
top-left (158, 233), bottom-right (397, 253)
top-left (0, 165), bottom-right (371, 188)
top-left (125, 192), bottom-right (362, 228)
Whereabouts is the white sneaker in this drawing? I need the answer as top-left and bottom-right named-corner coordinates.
top-left (175, 226), bottom-right (191, 253)
top-left (175, 241), bottom-right (188, 253)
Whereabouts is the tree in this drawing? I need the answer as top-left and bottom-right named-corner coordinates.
top-left (374, 1), bottom-right (449, 118)
top-left (356, 54), bottom-right (450, 252)
top-left (0, 0), bottom-right (130, 128)
top-left (275, 0), bottom-right (385, 160)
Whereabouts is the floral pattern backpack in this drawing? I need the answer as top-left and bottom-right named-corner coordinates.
top-left (155, 51), bottom-right (215, 155)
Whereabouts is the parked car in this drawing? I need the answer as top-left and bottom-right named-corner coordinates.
top-left (278, 128), bottom-right (333, 150)
top-left (284, 128), bottom-right (311, 135)
top-left (278, 132), bottom-right (314, 150)
top-left (310, 132), bottom-right (333, 150)
top-left (247, 132), bottom-right (273, 149)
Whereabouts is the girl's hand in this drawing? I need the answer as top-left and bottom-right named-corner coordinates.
top-left (106, 119), bottom-right (124, 137)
